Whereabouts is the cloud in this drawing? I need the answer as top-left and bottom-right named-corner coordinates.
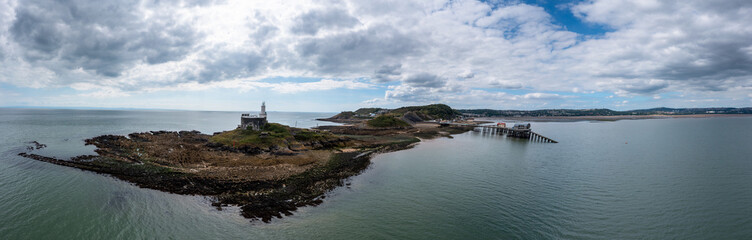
top-left (260, 79), bottom-right (373, 93)
top-left (8, 0), bottom-right (201, 78)
top-left (385, 85), bottom-right (442, 103)
top-left (0, 0), bottom-right (13, 60)
top-left (384, 84), bottom-right (577, 110)
top-left (1, 0), bottom-right (752, 109)
top-left (77, 87), bottom-right (130, 98)
top-left (290, 8), bottom-right (360, 35)
top-left (489, 80), bottom-right (523, 89)
top-left (372, 63), bottom-right (402, 83)
top-left (617, 80), bottom-right (669, 95)
top-left (520, 92), bottom-right (567, 100)
top-left (295, 24), bottom-right (424, 74)
top-left (459, 70), bottom-right (475, 79)
top-left (193, 51), bottom-right (266, 83)
top-left (569, 0), bottom-right (752, 92)
top-left (402, 73), bottom-right (445, 88)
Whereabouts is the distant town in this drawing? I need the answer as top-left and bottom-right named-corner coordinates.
top-left (455, 107), bottom-right (752, 118)
top-left (324, 105), bottom-right (752, 120)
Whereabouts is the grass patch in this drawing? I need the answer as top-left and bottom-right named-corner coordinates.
top-left (366, 115), bottom-right (410, 128)
top-left (390, 104), bottom-right (459, 120)
top-left (210, 123), bottom-right (342, 149)
top-left (354, 108), bottom-right (383, 115)
top-left (293, 130), bottom-right (330, 141)
top-left (210, 123), bottom-right (292, 148)
top-left (262, 123), bottom-right (290, 135)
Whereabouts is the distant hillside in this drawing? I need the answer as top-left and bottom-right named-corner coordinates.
top-left (325, 111), bottom-right (371, 121)
top-left (323, 105), bottom-right (752, 123)
top-left (457, 107), bottom-right (752, 117)
top-left (366, 115), bottom-right (411, 128)
top-left (354, 108), bottom-right (383, 115)
top-left (390, 104), bottom-right (459, 120)
top-left (320, 104), bottom-right (461, 124)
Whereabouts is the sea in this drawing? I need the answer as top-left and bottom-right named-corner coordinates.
top-left (1, 108), bottom-right (751, 239)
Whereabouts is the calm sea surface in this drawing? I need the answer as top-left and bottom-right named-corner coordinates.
top-left (1, 108), bottom-right (751, 239)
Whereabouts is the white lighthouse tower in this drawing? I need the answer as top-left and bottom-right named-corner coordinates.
top-left (260, 101), bottom-right (266, 117)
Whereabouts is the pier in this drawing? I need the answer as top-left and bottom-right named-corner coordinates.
top-left (475, 125), bottom-right (557, 143)
top-left (437, 122), bottom-right (558, 143)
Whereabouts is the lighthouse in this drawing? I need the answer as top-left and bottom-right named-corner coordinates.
top-left (260, 101), bottom-right (266, 118)
top-left (239, 102), bottom-right (268, 130)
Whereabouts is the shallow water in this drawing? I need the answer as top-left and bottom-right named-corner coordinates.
top-left (1, 108), bottom-right (751, 239)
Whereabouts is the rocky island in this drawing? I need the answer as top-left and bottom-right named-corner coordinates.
top-left (18, 104), bottom-right (476, 222)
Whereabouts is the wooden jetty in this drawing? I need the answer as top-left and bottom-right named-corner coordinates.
top-left (437, 122), bottom-right (557, 143)
top-left (475, 125), bottom-right (558, 143)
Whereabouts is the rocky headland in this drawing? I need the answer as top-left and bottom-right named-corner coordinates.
top-left (18, 106), bottom-right (476, 223)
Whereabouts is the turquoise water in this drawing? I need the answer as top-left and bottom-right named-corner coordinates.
top-left (1, 108), bottom-right (751, 239)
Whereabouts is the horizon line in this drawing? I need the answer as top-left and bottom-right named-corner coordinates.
top-left (2, 105), bottom-right (750, 113)
top-left (0, 106), bottom-right (338, 113)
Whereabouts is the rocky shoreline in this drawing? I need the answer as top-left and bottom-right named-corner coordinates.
top-left (18, 124), bottom-right (472, 223)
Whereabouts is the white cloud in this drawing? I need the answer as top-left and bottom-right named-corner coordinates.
top-left (568, 0), bottom-right (752, 88)
top-left (256, 79), bottom-right (373, 93)
top-left (140, 78), bottom-right (373, 94)
top-left (77, 88), bottom-right (131, 98)
top-left (0, 0), bottom-right (751, 109)
top-left (520, 93), bottom-right (568, 100)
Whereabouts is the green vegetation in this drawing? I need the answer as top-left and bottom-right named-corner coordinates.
top-left (390, 104), bottom-right (459, 120)
top-left (332, 111), bottom-right (355, 119)
top-left (293, 130), bottom-right (331, 141)
top-left (366, 115), bottom-right (410, 128)
top-left (387, 136), bottom-right (421, 146)
top-left (329, 111), bottom-right (372, 120)
top-left (323, 104), bottom-right (461, 123)
top-left (354, 108), bottom-right (383, 115)
top-left (261, 123), bottom-right (289, 135)
top-left (211, 129), bottom-right (284, 148)
top-left (210, 123), bottom-right (335, 148)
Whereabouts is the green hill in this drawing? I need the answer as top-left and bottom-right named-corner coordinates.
top-left (323, 104), bottom-right (460, 123)
top-left (354, 108), bottom-right (383, 115)
top-left (389, 104), bottom-right (460, 120)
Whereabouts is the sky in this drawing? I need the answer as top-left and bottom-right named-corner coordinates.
top-left (0, 0), bottom-right (751, 112)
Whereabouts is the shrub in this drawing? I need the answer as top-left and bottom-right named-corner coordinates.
top-left (366, 115), bottom-right (410, 128)
top-left (263, 123), bottom-right (289, 134)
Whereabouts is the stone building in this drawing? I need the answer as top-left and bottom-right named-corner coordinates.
top-left (239, 102), bottom-right (267, 130)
